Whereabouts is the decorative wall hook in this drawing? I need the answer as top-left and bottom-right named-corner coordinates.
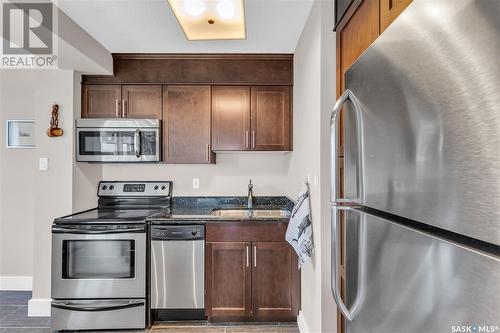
top-left (47, 103), bottom-right (63, 137)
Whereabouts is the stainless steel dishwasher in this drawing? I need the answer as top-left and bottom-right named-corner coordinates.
top-left (150, 225), bottom-right (205, 320)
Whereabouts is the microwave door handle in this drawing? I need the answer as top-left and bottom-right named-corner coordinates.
top-left (134, 129), bottom-right (141, 158)
top-left (52, 227), bottom-right (145, 234)
top-left (52, 300), bottom-right (144, 312)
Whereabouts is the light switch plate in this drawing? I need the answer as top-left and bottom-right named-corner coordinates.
top-left (192, 178), bottom-right (200, 189)
top-left (39, 157), bottom-right (49, 171)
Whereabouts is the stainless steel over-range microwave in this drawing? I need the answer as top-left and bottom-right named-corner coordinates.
top-left (76, 118), bottom-right (160, 162)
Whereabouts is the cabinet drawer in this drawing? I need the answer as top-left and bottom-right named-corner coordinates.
top-left (206, 222), bottom-right (288, 242)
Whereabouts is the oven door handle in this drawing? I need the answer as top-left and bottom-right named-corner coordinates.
top-left (52, 226), bottom-right (145, 234)
top-left (52, 300), bottom-right (144, 312)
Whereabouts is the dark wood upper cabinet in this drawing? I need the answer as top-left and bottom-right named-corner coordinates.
top-left (252, 242), bottom-right (299, 321)
top-left (82, 85), bottom-right (121, 118)
top-left (205, 242), bottom-right (252, 321)
top-left (97, 54), bottom-right (293, 85)
top-left (212, 86), bottom-right (251, 151)
top-left (337, 0), bottom-right (380, 155)
top-left (162, 85), bottom-right (214, 164)
top-left (251, 86), bottom-right (291, 151)
top-left (122, 85), bottom-right (162, 119)
top-left (380, 0), bottom-right (412, 32)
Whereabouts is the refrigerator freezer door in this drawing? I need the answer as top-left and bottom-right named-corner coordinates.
top-left (334, 206), bottom-right (500, 333)
top-left (343, 0), bottom-right (500, 245)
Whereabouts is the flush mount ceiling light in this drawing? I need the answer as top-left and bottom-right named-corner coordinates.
top-left (167, 0), bottom-right (246, 40)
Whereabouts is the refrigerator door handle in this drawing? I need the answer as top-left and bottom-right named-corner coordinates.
top-left (331, 205), bottom-right (365, 321)
top-left (330, 89), bottom-right (364, 204)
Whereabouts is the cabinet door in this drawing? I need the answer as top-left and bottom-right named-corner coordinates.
top-left (380, 0), bottom-right (412, 32)
top-left (250, 86), bottom-right (291, 151)
top-left (206, 242), bottom-right (252, 321)
top-left (82, 85), bottom-right (121, 118)
top-left (162, 85), bottom-right (214, 163)
top-left (337, 0), bottom-right (379, 154)
top-left (336, 1), bottom-right (380, 331)
top-left (122, 85), bottom-right (162, 119)
top-left (212, 86), bottom-right (251, 151)
top-left (252, 242), bottom-right (299, 321)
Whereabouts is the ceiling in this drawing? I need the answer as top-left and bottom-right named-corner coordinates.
top-left (57, 0), bottom-right (314, 54)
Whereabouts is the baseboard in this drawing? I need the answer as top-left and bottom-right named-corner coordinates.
top-left (28, 298), bottom-right (51, 317)
top-left (0, 276), bottom-right (32, 291)
top-left (297, 310), bottom-right (310, 333)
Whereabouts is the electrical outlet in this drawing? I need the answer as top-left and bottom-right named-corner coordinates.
top-left (192, 178), bottom-right (200, 189)
top-left (39, 157), bottom-right (49, 171)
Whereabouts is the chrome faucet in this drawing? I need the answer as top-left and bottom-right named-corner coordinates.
top-left (247, 179), bottom-right (253, 209)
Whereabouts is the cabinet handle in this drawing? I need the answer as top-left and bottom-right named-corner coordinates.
top-left (205, 143), bottom-right (210, 162)
top-left (253, 245), bottom-right (257, 267)
top-left (252, 130), bottom-right (256, 150)
top-left (246, 246), bottom-right (249, 267)
top-left (122, 99), bottom-right (126, 117)
top-left (115, 99), bottom-right (120, 117)
top-left (245, 130), bottom-right (249, 149)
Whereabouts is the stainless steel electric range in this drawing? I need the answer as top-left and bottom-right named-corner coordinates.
top-left (51, 181), bottom-right (171, 332)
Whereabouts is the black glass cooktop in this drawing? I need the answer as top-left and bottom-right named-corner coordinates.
top-left (55, 208), bottom-right (169, 224)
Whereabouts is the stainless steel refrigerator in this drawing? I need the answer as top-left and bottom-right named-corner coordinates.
top-left (330, 0), bottom-right (500, 332)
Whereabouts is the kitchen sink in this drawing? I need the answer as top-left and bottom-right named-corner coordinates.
top-left (252, 209), bottom-right (291, 218)
top-left (210, 209), bottom-right (252, 218)
top-left (210, 209), bottom-right (291, 219)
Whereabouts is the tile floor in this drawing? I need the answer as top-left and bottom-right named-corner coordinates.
top-left (0, 292), bottom-right (299, 333)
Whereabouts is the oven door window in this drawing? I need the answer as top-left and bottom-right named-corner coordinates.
top-left (62, 240), bottom-right (135, 279)
top-left (79, 131), bottom-right (136, 156)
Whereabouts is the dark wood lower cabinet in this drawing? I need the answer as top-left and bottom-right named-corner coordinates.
top-left (252, 242), bottom-right (299, 321)
top-left (205, 242), bottom-right (252, 321)
top-left (205, 223), bottom-right (300, 322)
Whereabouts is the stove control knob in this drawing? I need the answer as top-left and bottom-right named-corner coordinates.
top-left (154, 185), bottom-right (159, 190)
top-left (102, 185), bottom-right (107, 190)
top-left (161, 185), bottom-right (166, 191)
top-left (109, 185), bottom-right (114, 190)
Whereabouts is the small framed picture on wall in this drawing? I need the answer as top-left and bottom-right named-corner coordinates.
top-left (6, 120), bottom-right (35, 149)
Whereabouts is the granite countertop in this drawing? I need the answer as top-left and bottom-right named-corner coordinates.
top-left (147, 196), bottom-right (294, 224)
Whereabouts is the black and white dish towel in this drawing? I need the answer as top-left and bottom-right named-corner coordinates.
top-left (286, 183), bottom-right (314, 268)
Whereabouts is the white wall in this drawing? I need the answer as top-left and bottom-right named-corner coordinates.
top-left (291, 0), bottom-right (337, 332)
top-left (319, 0), bottom-right (338, 331)
top-left (290, 2), bottom-right (323, 332)
top-left (0, 69), bottom-right (101, 314)
top-left (99, 153), bottom-right (291, 197)
top-left (0, 1), bottom-right (110, 297)
top-left (0, 71), bottom-right (37, 290)
top-left (30, 70), bottom-right (78, 315)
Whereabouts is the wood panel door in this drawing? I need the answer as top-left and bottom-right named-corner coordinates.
top-left (211, 86), bottom-right (251, 151)
top-left (122, 85), bottom-right (162, 119)
top-left (162, 85), bottom-right (214, 164)
top-left (251, 242), bottom-right (299, 321)
top-left (380, 0), bottom-right (412, 32)
top-left (336, 1), bottom-right (380, 332)
top-left (206, 242), bottom-right (252, 321)
top-left (250, 86), bottom-right (291, 151)
top-left (82, 85), bottom-right (121, 118)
